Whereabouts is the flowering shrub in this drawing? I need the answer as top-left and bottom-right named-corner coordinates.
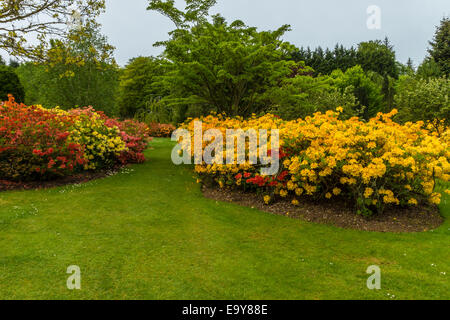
top-left (0, 96), bottom-right (85, 180)
top-left (0, 95), bottom-right (151, 181)
top-left (105, 119), bottom-right (150, 164)
top-left (182, 109), bottom-right (450, 215)
top-left (147, 123), bottom-right (176, 137)
top-left (68, 111), bottom-right (126, 170)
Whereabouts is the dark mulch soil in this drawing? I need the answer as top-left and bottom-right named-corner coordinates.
top-left (0, 168), bottom-right (120, 193)
top-left (203, 186), bottom-right (444, 233)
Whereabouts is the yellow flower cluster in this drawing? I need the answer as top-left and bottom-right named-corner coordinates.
top-left (68, 113), bottom-right (126, 170)
top-left (182, 109), bottom-right (449, 215)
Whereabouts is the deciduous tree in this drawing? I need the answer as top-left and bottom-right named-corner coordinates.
top-left (0, 0), bottom-right (105, 60)
top-left (117, 56), bottom-right (167, 118)
top-left (17, 22), bottom-right (118, 114)
top-left (149, 12), bottom-right (299, 119)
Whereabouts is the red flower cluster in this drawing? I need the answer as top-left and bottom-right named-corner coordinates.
top-left (230, 148), bottom-right (290, 189)
top-left (241, 170), bottom-right (289, 187)
top-left (105, 119), bottom-right (151, 164)
top-left (0, 95), bottom-right (86, 180)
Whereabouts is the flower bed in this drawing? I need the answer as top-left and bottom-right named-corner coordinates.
top-left (181, 109), bottom-right (450, 215)
top-left (0, 95), bottom-right (151, 181)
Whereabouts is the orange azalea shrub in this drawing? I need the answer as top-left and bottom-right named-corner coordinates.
top-left (181, 109), bottom-right (450, 215)
top-left (147, 123), bottom-right (176, 137)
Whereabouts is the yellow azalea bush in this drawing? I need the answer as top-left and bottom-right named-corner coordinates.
top-left (182, 109), bottom-right (450, 215)
top-left (68, 112), bottom-right (126, 170)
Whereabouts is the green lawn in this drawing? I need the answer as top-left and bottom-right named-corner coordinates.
top-left (0, 138), bottom-right (449, 300)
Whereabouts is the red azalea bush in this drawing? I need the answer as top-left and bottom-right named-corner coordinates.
top-left (0, 96), bottom-right (85, 180)
top-left (0, 95), bottom-right (151, 181)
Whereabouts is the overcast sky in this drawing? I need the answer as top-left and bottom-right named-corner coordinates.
top-left (99, 0), bottom-right (448, 67)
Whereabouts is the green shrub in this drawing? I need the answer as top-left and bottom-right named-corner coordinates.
top-left (331, 65), bottom-right (384, 120)
top-left (395, 75), bottom-right (449, 127)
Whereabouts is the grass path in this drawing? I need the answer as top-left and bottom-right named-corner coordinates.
top-left (0, 138), bottom-right (449, 299)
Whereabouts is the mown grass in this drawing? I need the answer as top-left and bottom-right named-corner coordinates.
top-left (0, 138), bottom-right (448, 300)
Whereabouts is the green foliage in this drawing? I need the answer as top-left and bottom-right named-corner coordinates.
top-left (397, 58), bottom-right (416, 77)
top-left (148, 0), bottom-right (217, 28)
top-left (117, 57), bottom-right (167, 118)
top-left (356, 38), bottom-right (399, 79)
top-left (291, 44), bottom-right (358, 75)
top-left (428, 17), bottom-right (450, 76)
top-left (290, 40), bottom-right (398, 114)
top-left (356, 38), bottom-right (399, 111)
top-left (152, 14), bottom-right (299, 120)
top-left (417, 57), bottom-right (443, 79)
top-left (268, 73), bottom-right (357, 120)
top-left (366, 70), bottom-right (396, 112)
top-left (291, 39), bottom-right (399, 80)
top-left (330, 65), bottom-right (384, 120)
top-left (0, 65), bottom-right (25, 102)
top-left (15, 62), bottom-right (46, 105)
top-left (8, 59), bottom-right (20, 68)
top-left (135, 98), bottom-right (176, 124)
top-left (395, 75), bottom-right (450, 126)
top-left (16, 23), bottom-right (119, 115)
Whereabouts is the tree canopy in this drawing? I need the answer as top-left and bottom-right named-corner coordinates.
top-left (16, 22), bottom-right (119, 114)
top-left (356, 38), bottom-right (398, 79)
top-left (0, 0), bottom-right (105, 60)
top-left (117, 56), bottom-right (167, 118)
top-left (151, 13), bottom-right (299, 119)
top-left (331, 65), bottom-right (384, 120)
top-left (291, 45), bottom-right (358, 75)
top-left (428, 17), bottom-right (450, 76)
top-left (267, 72), bottom-right (357, 120)
top-left (148, 0), bottom-right (217, 28)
